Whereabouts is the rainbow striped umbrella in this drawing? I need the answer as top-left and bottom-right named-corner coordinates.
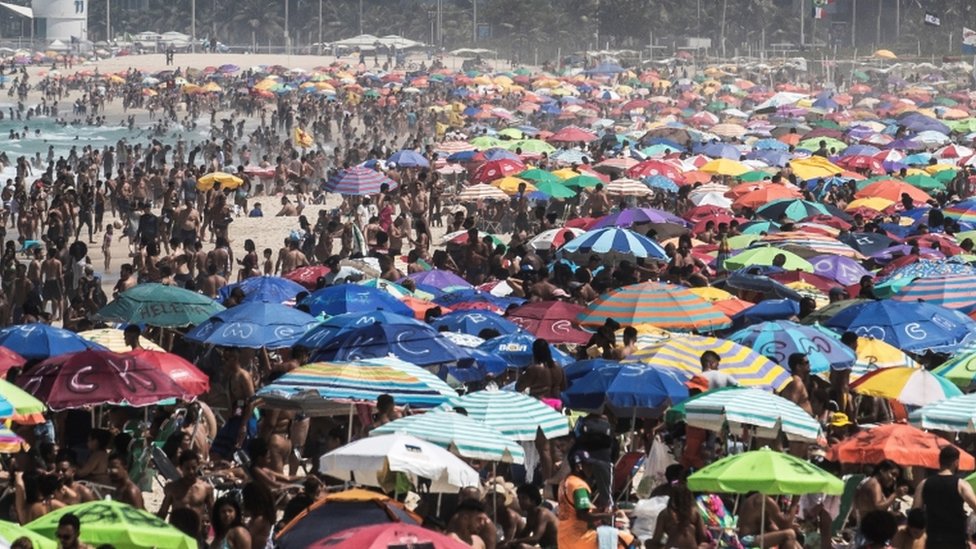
top-left (945, 198), bottom-right (976, 223)
top-left (934, 339), bottom-right (976, 389)
top-left (627, 334), bottom-right (791, 391)
top-left (850, 336), bottom-right (921, 380)
top-left (256, 357), bottom-right (456, 414)
top-left (579, 282), bottom-right (731, 331)
top-left (324, 166), bottom-right (397, 195)
top-left (892, 275), bottom-right (976, 311)
top-left (851, 367), bottom-right (961, 406)
top-left (0, 425), bottom-right (28, 453)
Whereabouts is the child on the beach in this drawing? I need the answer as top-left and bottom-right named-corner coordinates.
top-left (102, 224), bottom-right (114, 272)
top-left (263, 248), bottom-right (273, 275)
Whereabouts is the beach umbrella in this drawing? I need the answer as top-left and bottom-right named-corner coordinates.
top-left (723, 247), bottom-right (814, 272)
top-left (579, 282), bottom-right (732, 331)
top-left (839, 232), bottom-right (897, 256)
top-left (891, 275), bottom-right (976, 311)
top-left (324, 166), bottom-right (396, 195)
top-left (320, 433), bottom-right (479, 493)
top-left (25, 501), bottom-right (196, 549)
top-left (0, 520), bottom-right (55, 549)
top-left (371, 409), bottom-right (524, 463)
top-left (562, 174), bottom-right (604, 189)
top-left (526, 227), bottom-right (586, 251)
top-left (457, 183), bottom-right (511, 201)
top-left (387, 149), bottom-right (429, 168)
top-left (562, 362), bottom-right (688, 417)
top-left (308, 524), bottom-right (469, 549)
top-left (309, 322), bottom-right (473, 367)
top-left (757, 233), bottom-right (863, 259)
top-left (0, 323), bottom-right (107, 361)
top-left (823, 299), bottom-right (976, 353)
top-left (728, 320), bottom-right (856, 374)
top-left (688, 447), bottom-right (843, 495)
top-left (910, 393), bottom-right (976, 433)
top-left (476, 332), bottom-right (572, 369)
top-left (548, 125), bottom-right (597, 143)
top-left (518, 168), bottom-right (563, 185)
top-left (283, 265), bottom-right (331, 290)
top-left (882, 259), bottom-right (976, 286)
top-left (809, 255), bottom-right (871, 286)
top-left (849, 336), bottom-right (921, 380)
top-left (297, 311), bottom-right (421, 349)
top-left (471, 158), bottom-right (526, 183)
top-left (125, 349), bottom-right (210, 396)
top-left (856, 180), bottom-right (932, 203)
top-left (406, 269), bottom-right (472, 291)
top-left (185, 301), bottom-right (318, 348)
top-left (196, 171), bottom-right (243, 191)
top-left (851, 366), bottom-right (961, 406)
top-left (627, 160), bottom-right (684, 181)
top-left (275, 489), bottom-right (420, 549)
top-left (505, 301), bottom-right (591, 345)
top-left (437, 389), bottom-right (570, 441)
top-left (18, 350), bottom-right (190, 410)
top-left (358, 278), bottom-right (414, 300)
top-left (434, 289), bottom-right (525, 314)
top-left (700, 158), bottom-right (750, 177)
top-left (559, 227), bottom-right (668, 262)
top-left (217, 275), bottom-right (306, 304)
top-left (257, 357), bottom-right (456, 413)
top-left (301, 285), bottom-right (413, 317)
top-left (0, 347), bottom-right (25, 375)
top-left (756, 199), bottom-right (830, 221)
top-left (77, 328), bottom-right (164, 353)
top-left (829, 423), bottom-right (974, 470)
top-left (590, 207), bottom-right (685, 229)
top-left (605, 178), bottom-right (652, 196)
top-left (96, 283), bottom-right (225, 328)
top-left (628, 334), bottom-right (791, 391)
top-left (429, 310), bottom-right (519, 336)
top-left (676, 386), bottom-right (821, 441)
top-left (534, 179), bottom-right (578, 198)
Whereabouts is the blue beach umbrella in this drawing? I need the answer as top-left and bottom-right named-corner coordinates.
top-left (297, 310), bottom-right (421, 349)
top-left (185, 302), bottom-right (318, 348)
top-left (309, 322), bottom-right (473, 367)
top-left (387, 149), bottom-right (430, 168)
top-left (428, 310), bottom-right (520, 336)
top-left (405, 269), bottom-right (473, 292)
top-left (562, 363), bottom-right (688, 417)
top-left (301, 285), bottom-right (414, 317)
top-left (559, 227), bottom-right (668, 262)
top-left (823, 300), bottom-right (976, 353)
top-left (728, 320), bottom-right (856, 374)
top-left (476, 332), bottom-right (573, 369)
top-left (217, 275), bottom-right (306, 304)
top-left (0, 323), bottom-right (106, 361)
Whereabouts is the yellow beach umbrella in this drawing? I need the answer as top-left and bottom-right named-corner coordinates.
top-left (78, 329), bottom-right (164, 353)
top-left (197, 171), bottom-right (244, 191)
top-left (700, 158), bottom-right (750, 177)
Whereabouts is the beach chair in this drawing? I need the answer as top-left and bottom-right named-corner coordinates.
top-left (830, 474), bottom-right (864, 539)
top-left (612, 451), bottom-right (646, 501)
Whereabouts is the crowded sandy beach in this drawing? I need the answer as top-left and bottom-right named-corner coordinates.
top-left (2, 28), bottom-right (976, 549)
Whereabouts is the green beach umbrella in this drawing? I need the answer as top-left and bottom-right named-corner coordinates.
top-left (0, 520), bottom-right (55, 549)
top-left (26, 501), bottom-right (196, 549)
top-left (497, 128), bottom-right (525, 140)
top-left (562, 174), bottom-right (603, 189)
top-left (797, 137), bottom-right (847, 153)
top-left (95, 283), bottom-right (225, 328)
top-left (687, 447), bottom-right (843, 495)
top-left (0, 379), bottom-right (45, 415)
top-left (534, 180), bottom-right (577, 198)
top-left (739, 170), bottom-right (773, 182)
top-left (509, 139), bottom-right (555, 154)
top-left (519, 168), bottom-right (563, 185)
top-left (903, 174), bottom-right (945, 192)
top-left (370, 409), bottom-right (525, 463)
top-left (470, 135), bottom-right (502, 148)
top-left (723, 247), bottom-right (814, 272)
top-left (436, 389), bottom-right (570, 441)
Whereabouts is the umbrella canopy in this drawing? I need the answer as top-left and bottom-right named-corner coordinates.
top-left (728, 320), bottom-right (856, 374)
top-left (756, 199), bottom-right (830, 222)
top-left (809, 255), bottom-right (871, 286)
top-left (559, 227), bottom-right (668, 262)
top-left (297, 311), bottom-right (422, 349)
top-left (476, 332), bottom-right (573, 369)
top-left (579, 282), bottom-right (732, 331)
top-left (437, 389), bottom-right (570, 441)
top-left (370, 409), bottom-right (524, 463)
top-left (0, 323), bottom-right (106, 361)
top-left (0, 520), bottom-right (55, 549)
top-left (275, 489), bottom-right (419, 549)
top-left (910, 393), bottom-right (976, 433)
top-left (829, 423), bottom-right (975, 470)
top-left (388, 149), bottom-right (430, 168)
top-left (308, 523), bottom-right (470, 549)
top-left (25, 501), bottom-right (196, 549)
top-left (324, 166), bottom-right (397, 195)
top-left (309, 322), bottom-right (473, 367)
top-left (406, 269), bottom-right (473, 291)
top-left (0, 347), bottom-right (25, 375)
top-left (77, 329), bottom-right (164, 353)
top-left (823, 299), bottom-right (976, 353)
top-left (301, 285), bottom-right (414, 317)
top-left (283, 265), bottom-right (331, 290)
top-left (458, 183), bottom-right (510, 202)
top-left (96, 283), bottom-right (225, 328)
top-left (125, 349), bottom-right (210, 396)
top-left (677, 387), bottom-right (822, 442)
top-left (18, 350), bottom-right (191, 410)
top-left (429, 310), bottom-right (520, 336)
top-left (256, 357), bottom-right (456, 413)
top-left (590, 207), bottom-right (685, 229)
top-left (562, 362), bottom-right (689, 417)
top-left (184, 301), bottom-right (318, 348)
top-left (850, 336), bottom-right (921, 380)
top-left (319, 433), bottom-right (480, 493)
top-left (217, 275), bottom-right (306, 304)
top-left (723, 247), bottom-right (814, 272)
top-left (196, 171), bottom-right (243, 191)
top-left (892, 275), bottom-right (976, 311)
top-left (505, 301), bottom-right (591, 345)
top-left (851, 366), bottom-right (961, 406)
top-left (687, 447), bottom-right (843, 495)
top-left (933, 340), bottom-right (976, 389)
top-left (628, 334), bottom-right (791, 391)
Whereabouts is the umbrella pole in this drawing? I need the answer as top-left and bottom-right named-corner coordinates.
top-left (347, 404), bottom-right (354, 442)
top-left (760, 494), bottom-right (766, 545)
top-left (629, 407), bottom-right (637, 452)
top-left (492, 461), bottom-right (497, 522)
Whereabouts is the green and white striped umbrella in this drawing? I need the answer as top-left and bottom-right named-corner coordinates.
top-left (370, 410), bottom-right (525, 463)
top-left (437, 390), bottom-right (570, 441)
top-left (909, 393), bottom-right (976, 433)
top-left (679, 387), bottom-right (822, 442)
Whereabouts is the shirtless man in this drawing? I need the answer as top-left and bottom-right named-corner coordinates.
top-left (40, 247), bottom-right (64, 321)
top-left (275, 238), bottom-right (308, 275)
top-left (55, 453), bottom-right (96, 505)
top-left (198, 262), bottom-right (227, 299)
top-left (855, 460), bottom-right (907, 520)
top-left (157, 451), bottom-right (214, 529)
top-left (505, 484), bottom-right (558, 549)
top-left (108, 453), bottom-right (144, 509)
top-left (737, 492), bottom-right (799, 549)
top-left (781, 353), bottom-right (813, 415)
top-left (113, 263), bottom-right (137, 297)
top-left (276, 196), bottom-right (298, 216)
top-left (583, 183), bottom-right (610, 218)
top-left (175, 199), bottom-right (201, 242)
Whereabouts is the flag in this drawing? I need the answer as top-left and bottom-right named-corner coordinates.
top-left (964, 27), bottom-right (976, 55)
top-left (924, 12), bottom-right (941, 26)
top-left (293, 127), bottom-right (313, 148)
top-left (813, 0), bottom-right (832, 19)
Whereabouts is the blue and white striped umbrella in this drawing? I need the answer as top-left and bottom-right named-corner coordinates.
top-left (683, 387), bottom-right (822, 442)
top-left (437, 389), bottom-right (570, 441)
top-left (370, 410), bottom-right (525, 463)
top-left (910, 393), bottom-right (976, 433)
top-left (559, 227), bottom-right (668, 262)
